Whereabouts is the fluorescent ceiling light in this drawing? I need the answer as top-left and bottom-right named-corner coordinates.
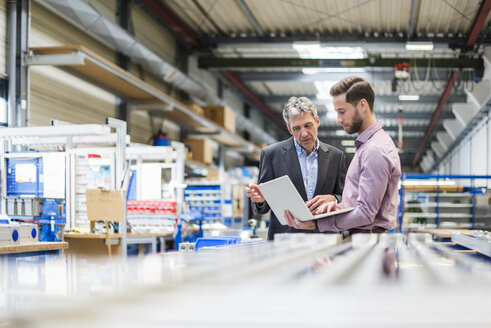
top-left (345, 147), bottom-right (357, 153)
top-left (314, 81), bottom-right (337, 100)
top-left (341, 140), bottom-right (355, 146)
top-left (325, 111), bottom-right (337, 121)
top-left (293, 44), bottom-right (366, 59)
top-left (405, 41), bottom-right (434, 51)
top-left (302, 67), bottom-right (366, 74)
top-left (335, 130), bottom-right (347, 136)
top-left (399, 95), bottom-right (420, 101)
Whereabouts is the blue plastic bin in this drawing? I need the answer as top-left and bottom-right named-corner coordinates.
top-left (194, 236), bottom-right (241, 251)
top-left (7, 157), bottom-right (44, 197)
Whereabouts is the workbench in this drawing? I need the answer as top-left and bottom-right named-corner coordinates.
top-left (0, 242), bottom-right (68, 255)
top-left (64, 232), bottom-right (172, 256)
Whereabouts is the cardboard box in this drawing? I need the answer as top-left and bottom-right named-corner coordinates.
top-left (184, 138), bottom-right (213, 165)
top-left (206, 169), bottom-right (224, 181)
top-left (85, 189), bottom-right (125, 222)
top-left (203, 106), bottom-right (236, 134)
top-left (184, 102), bottom-right (205, 116)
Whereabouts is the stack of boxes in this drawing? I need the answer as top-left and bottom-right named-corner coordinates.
top-left (183, 106), bottom-right (236, 166)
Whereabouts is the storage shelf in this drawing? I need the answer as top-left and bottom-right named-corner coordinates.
top-left (405, 192), bottom-right (473, 197)
top-left (28, 46), bottom-right (260, 156)
top-left (405, 203), bottom-right (473, 208)
top-left (404, 213), bottom-right (473, 219)
top-left (185, 159), bottom-right (213, 171)
top-left (185, 197), bottom-right (221, 201)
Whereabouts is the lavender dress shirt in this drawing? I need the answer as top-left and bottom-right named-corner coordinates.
top-left (317, 121), bottom-right (401, 232)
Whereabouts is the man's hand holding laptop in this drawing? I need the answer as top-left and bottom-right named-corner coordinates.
top-left (306, 195), bottom-right (337, 214)
top-left (285, 197), bottom-right (342, 230)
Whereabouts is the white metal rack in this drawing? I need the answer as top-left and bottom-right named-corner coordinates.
top-left (0, 119), bottom-right (128, 257)
top-left (399, 174), bottom-right (491, 231)
top-left (125, 142), bottom-right (185, 235)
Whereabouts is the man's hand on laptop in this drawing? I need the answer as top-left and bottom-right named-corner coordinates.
top-left (245, 184), bottom-right (265, 203)
top-left (306, 194), bottom-right (336, 214)
top-left (314, 201), bottom-right (341, 214)
top-left (284, 210), bottom-right (316, 230)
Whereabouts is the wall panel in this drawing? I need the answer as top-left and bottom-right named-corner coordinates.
top-left (132, 6), bottom-right (176, 65)
top-left (29, 66), bottom-right (115, 126)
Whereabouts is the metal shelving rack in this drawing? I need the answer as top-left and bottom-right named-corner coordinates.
top-left (125, 142), bottom-right (186, 234)
top-left (398, 174), bottom-right (491, 231)
top-left (0, 119), bottom-right (128, 256)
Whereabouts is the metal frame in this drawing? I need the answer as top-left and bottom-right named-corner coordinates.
top-left (0, 120), bottom-right (128, 257)
top-left (399, 174), bottom-right (491, 231)
top-left (126, 142), bottom-right (186, 237)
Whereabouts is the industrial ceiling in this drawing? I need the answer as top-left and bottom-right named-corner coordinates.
top-left (140, 0), bottom-right (491, 171)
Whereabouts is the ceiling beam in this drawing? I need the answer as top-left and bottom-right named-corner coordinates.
top-left (201, 35), bottom-right (491, 47)
top-left (465, 0), bottom-right (491, 49)
top-left (319, 126), bottom-right (433, 132)
top-left (236, 0), bottom-right (264, 36)
top-left (412, 0), bottom-right (491, 167)
top-left (237, 70), bottom-right (460, 82)
top-left (261, 94), bottom-right (466, 105)
top-left (140, 0), bottom-right (200, 47)
top-left (220, 70), bottom-right (288, 133)
top-left (191, 0), bottom-right (226, 36)
top-left (198, 56), bottom-right (483, 70)
top-left (319, 135), bottom-right (424, 143)
top-left (324, 111), bottom-right (454, 120)
top-left (407, 0), bottom-right (421, 39)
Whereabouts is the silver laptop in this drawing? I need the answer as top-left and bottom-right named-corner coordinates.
top-left (257, 175), bottom-right (355, 225)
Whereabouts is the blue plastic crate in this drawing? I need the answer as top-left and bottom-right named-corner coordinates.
top-left (7, 157), bottom-right (44, 197)
top-left (195, 236), bottom-right (241, 251)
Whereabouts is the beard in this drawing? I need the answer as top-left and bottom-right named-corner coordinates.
top-left (346, 107), bottom-right (363, 134)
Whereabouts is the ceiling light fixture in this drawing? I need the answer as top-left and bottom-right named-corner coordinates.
top-left (335, 130), bottom-right (347, 136)
top-left (405, 41), bottom-right (434, 51)
top-left (302, 67), bottom-right (367, 74)
top-left (345, 147), bottom-right (357, 153)
top-left (314, 81), bottom-right (337, 100)
top-left (293, 44), bottom-right (366, 59)
top-left (341, 140), bottom-right (355, 146)
top-left (398, 95), bottom-right (420, 101)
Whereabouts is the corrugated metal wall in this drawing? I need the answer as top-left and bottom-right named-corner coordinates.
top-left (29, 65), bottom-right (115, 126)
top-left (128, 5), bottom-right (180, 143)
top-left (29, 1), bottom-right (116, 126)
top-left (28, 0), bottom-right (183, 145)
top-left (0, 1), bottom-right (7, 77)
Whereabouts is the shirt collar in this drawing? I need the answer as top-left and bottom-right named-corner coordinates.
top-left (355, 121), bottom-right (383, 149)
top-left (294, 137), bottom-right (320, 156)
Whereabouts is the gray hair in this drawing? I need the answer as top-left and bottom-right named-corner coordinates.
top-left (282, 96), bottom-right (318, 127)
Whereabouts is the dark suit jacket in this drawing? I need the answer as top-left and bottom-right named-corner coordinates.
top-left (252, 137), bottom-right (346, 240)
